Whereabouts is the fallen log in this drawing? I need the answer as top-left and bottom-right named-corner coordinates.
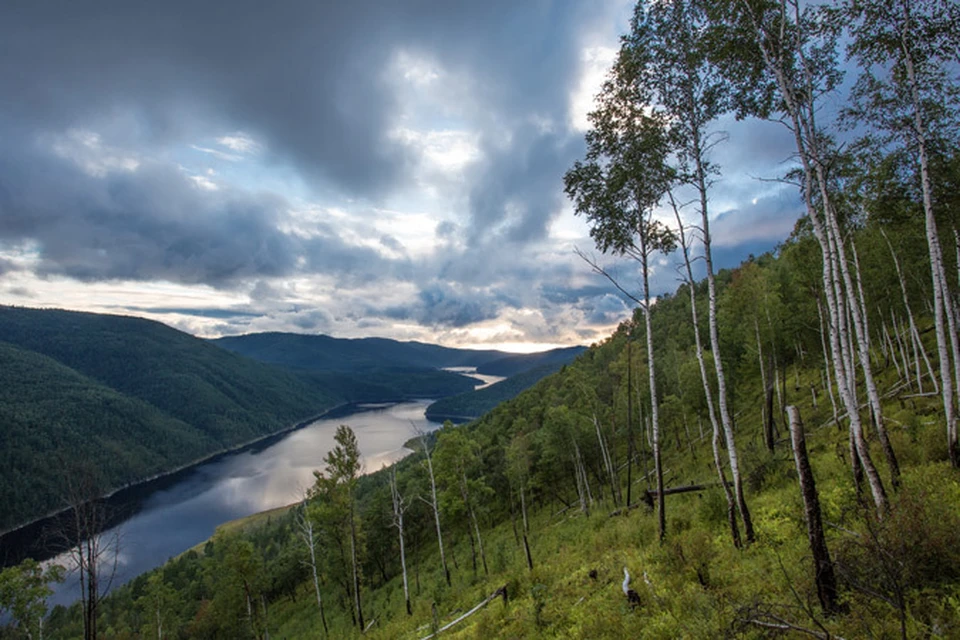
top-left (419, 585), bottom-right (508, 639)
top-left (609, 481), bottom-right (733, 516)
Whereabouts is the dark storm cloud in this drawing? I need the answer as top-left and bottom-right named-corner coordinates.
top-left (0, 138), bottom-right (294, 285)
top-left (0, 131), bottom-right (413, 287)
top-left (0, 0), bottom-right (602, 305)
top-left (1, 0), bottom-right (588, 198)
top-left (467, 131), bottom-right (586, 245)
top-left (540, 282), bottom-right (623, 305)
top-left (383, 282), bottom-right (504, 328)
top-left (584, 293), bottom-right (629, 324)
top-left (711, 189), bottom-right (802, 250)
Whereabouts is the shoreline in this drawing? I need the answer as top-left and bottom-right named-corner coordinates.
top-left (0, 401), bottom-right (356, 541)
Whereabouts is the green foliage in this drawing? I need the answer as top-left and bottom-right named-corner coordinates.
top-left (24, 2), bottom-right (960, 638)
top-left (0, 306), bottom-right (488, 533)
top-left (0, 558), bottom-right (64, 638)
top-left (425, 363), bottom-right (578, 422)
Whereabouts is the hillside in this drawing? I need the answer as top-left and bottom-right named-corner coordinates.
top-left (212, 332), bottom-right (511, 373)
top-left (47, 216), bottom-right (960, 639)
top-left (474, 345), bottom-right (587, 377)
top-left (425, 363), bottom-right (572, 422)
top-left (0, 307), bottom-right (476, 534)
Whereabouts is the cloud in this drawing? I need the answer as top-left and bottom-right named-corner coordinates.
top-left (711, 188), bottom-right (803, 249)
top-left (0, 257), bottom-right (17, 276)
top-left (0, 0), bottom-right (600, 200)
top-left (383, 282), bottom-right (505, 328)
top-left (0, 0), bottom-right (800, 348)
top-left (0, 132), bottom-right (400, 288)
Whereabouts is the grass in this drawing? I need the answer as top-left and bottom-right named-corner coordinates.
top-left (261, 357), bottom-right (960, 639)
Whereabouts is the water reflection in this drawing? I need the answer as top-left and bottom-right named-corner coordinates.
top-left (48, 399), bottom-right (439, 606)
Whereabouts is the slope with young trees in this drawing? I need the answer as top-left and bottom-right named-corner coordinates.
top-left (16, 0), bottom-right (960, 637)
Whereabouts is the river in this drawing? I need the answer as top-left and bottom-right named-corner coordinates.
top-left (36, 399), bottom-right (447, 607)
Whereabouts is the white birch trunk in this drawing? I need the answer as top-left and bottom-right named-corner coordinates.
top-left (901, 4), bottom-right (958, 465)
top-left (673, 205), bottom-right (740, 547)
top-left (419, 432), bottom-right (451, 586)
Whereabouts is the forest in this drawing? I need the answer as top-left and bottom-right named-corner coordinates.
top-left (0, 307), bottom-right (486, 537)
top-left (4, 0), bottom-right (960, 637)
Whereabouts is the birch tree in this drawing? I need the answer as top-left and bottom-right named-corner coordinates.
top-left (624, 0), bottom-right (755, 542)
top-left (294, 497), bottom-right (328, 636)
top-left (841, 0), bottom-right (960, 466)
top-left (564, 46), bottom-right (676, 540)
top-left (672, 203), bottom-right (741, 547)
top-left (434, 429), bottom-right (492, 577)
top-left (388, 466), bottom-right (413, 615)
top-left (415, 426), bottom-right (450, 587)
top-left (710, 0), bottom-right (890, 514)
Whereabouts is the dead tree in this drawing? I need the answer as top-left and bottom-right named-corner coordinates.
top-left (415, 426), bottom-right (450, 587)
top-left (786, 406), bottom-right (839, 615)
top-left (294, 496), bottom-right (328, 636)
top-left (388, 467), bottom-right (413, 615)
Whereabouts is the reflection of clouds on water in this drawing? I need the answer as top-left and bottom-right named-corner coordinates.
top-left (45, 398), bottom-right (443, 607)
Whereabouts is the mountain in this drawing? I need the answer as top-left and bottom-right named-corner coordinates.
top-left (474, 345), bottom-right (587, 377)
top-left (0, 307), bottom-right (476, 533)
top-left (40, 233), bottom-right (960, 639)
top-left (211, 332), bottom-right (511, 373)
top-left (425, 362), bottom-right (576, 422)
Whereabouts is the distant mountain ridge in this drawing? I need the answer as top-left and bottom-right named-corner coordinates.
top-left (0, 307), bottom-right (473, 534)
top-left (0, 308), bottom-right (584, 535)
top-left (211, 332), bottom-right (512, 372)
top-left (476, 345), bottom-right (588, 377)
top-left (425, 362), bottom-right (577, 423)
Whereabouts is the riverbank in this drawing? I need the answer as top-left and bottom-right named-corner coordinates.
top-left (0, 401), bottom-right (353, 564)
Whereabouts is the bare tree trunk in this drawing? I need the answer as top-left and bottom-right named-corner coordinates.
top-left (902, 13), bottom-right (959, 466)
top-left (593, 414), bottom-right (620, 506)
top-left (818, 300), bottom-right (839, 426)
top-left (418, 431), bottom-right (451, 586)
top-left (469, 503), bottom-right (488, 576)
top-left (881, 321), bottom-right (903, 382)
top-left (849, 239), bottom-right (901, 487)
top-left (891, 311), bottom-right (912, 383)
top-left (350, 512), bottom-right (364, 631)
top-left (573, 440), bottom-right (593, 516)
top-left (671, 206), bottom-right (741, 547)
top-left (757, 321), bottom-right (775, 453)
top-left (882, 229), bottom-right (938, 393)
top-left (296, 501), bottom-right (329, 635)
top-left (519, 482), bottom-right (533, 571)
top-left (626, 341), bottom-right (635, 507)
top-left (786, 407), bottom-right (840, 616)
top-left (641, 247), bottom-right (666, 542)
top-left (389, 469), bottom-right (412, 615)
top-left (701, 179), bottom-right (753, 543)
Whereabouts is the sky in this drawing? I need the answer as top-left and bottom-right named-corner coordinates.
top-left (0, 0), bottom-right (802, 352)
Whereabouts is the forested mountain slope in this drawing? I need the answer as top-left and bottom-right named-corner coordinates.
top-left (49, 218), bottom-right (960, 638)
top-left (425, 363), bottom-right (573, 422)
top-left (474, 345), bottom-right (587, 376)
top-left (0, 307), bottom-right (476, 533)
top-left (212, 332), bottom-right (510, 373)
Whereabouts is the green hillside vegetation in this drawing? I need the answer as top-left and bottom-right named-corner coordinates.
top-left (39, 215), bottom-right (960, 638)
top-left (212, 332), bottom-right (510, 373)
top-left (0, 342), bottom-right (216, 534)
top-left (425, 364), bottom-right (570, 422)
top-left (8, 0), bottom-right (960, 637)
top-left (0, 307), bottom-right (476, 534)
top-left (474, 346), bottom-right (587, 377)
